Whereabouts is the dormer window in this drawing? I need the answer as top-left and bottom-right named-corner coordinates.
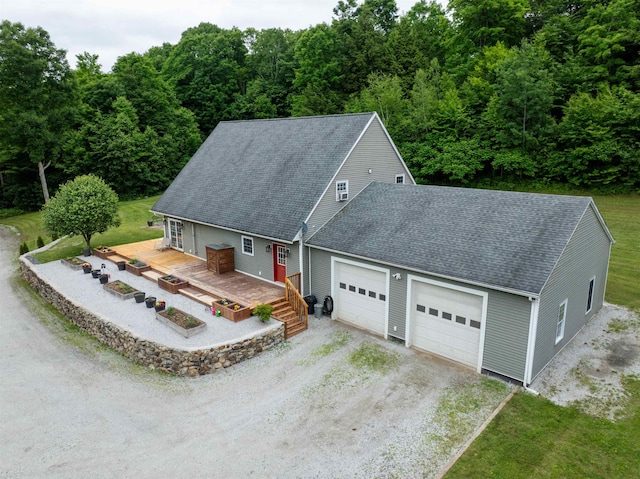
top-left (336, 180), bottom-right (348, 201)
top-left (395, 174), bottom-right (405, 184)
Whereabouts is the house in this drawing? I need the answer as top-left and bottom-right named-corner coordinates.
top-left (152, 113), bottom-right (614, 386)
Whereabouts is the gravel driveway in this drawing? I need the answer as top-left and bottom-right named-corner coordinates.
top-left (0, 227), bottom-right (513, 478)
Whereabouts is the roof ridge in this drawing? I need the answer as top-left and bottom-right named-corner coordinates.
top-left (219, 112), bottom-right (375, 125)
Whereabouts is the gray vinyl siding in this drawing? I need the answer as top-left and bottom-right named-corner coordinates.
top-left (481, 292), bottom-right (531, 381)
top-left (309, 248), bottom-right (531, 381)
top-left (181, 221), bottom-right (299, 281)
top-left (531, 204), bottom-right (612, 380)
top-left (305, 118), bottom-right (413, 239)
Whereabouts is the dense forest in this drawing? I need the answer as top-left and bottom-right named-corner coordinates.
top-left (1, 0), bottom-right (639, 212)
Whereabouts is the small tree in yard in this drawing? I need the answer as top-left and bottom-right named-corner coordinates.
top-left (42, 175), bottom-right (120, 251)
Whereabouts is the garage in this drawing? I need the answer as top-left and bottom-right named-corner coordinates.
top-left (409, 278), bottom-right (485, 369)
top-left (334, 260), bottom-right (388, 336)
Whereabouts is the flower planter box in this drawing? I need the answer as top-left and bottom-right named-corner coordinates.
top-left (60, 257), bottom-right (85, 271)
top-left (125, 261), bottom-right (151, 276)
top-left (214, 300), bottom-right (251, 322)
top-left (158, 275), bottom-right (189, 294)
top-left (93, 248), bottom-right (115, 259)
top-left (155, 309), bottom-right (206, 338)
top-left (103, 280), bottom-right (138, 300)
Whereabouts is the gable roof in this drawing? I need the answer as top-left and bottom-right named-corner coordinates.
top-left (152, 113), bottom-right (377, 241)
top-left (306, 182), bottom-right (612, 296)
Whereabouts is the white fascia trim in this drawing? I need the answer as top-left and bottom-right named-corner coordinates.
top-left (588, 199), bottom-right (615, 244)
top-left (303, 114), bottom-right (376, 226)
top-left (370, 112), bottom-right (416, 185)
top-left (308, 243), bottom-right (539, 300)
top-left (152, 213), bottom-right (294, 245)
top-left (331, 256), bottom-right (390, 339)
top-left (406, 274), bottom-right (488, 373)
top-left (524, 297), bottom-right (540, 385)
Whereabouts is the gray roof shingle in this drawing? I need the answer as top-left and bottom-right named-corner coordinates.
top-left (152, 113), bottom-right (376, 241)
top-left (306, 182), bottom-right (597, 295)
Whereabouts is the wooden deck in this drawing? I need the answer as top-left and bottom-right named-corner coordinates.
top-left (111, 240), bottom-right (285, 308)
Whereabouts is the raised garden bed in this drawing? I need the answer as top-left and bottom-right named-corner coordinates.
top-left (214, 299), bottom-right (251, 322)
top-left (158, 275), bottom-right (189, 294)
top-left (125, 260), bottom-right (151, 276)
top-left (93, 246), bottom-right (116, 259)
top-left (102, 280), bottom-right (139, 300)
top-left (155, 308), bottom-right (207, 338)
top-left (60, 257), bottom-right (86, 271)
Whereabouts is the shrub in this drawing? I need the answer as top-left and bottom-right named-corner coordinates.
top-left (36, 236), bottom-right (45, 248)
top-left (253, 303), bottom-right (273, 322)
top-left (19, 242), bottom-right (29, 255)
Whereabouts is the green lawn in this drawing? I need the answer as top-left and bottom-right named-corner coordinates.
top-left (1, 196), bottom-right (163, 262)
top-left (593, 195), bottom-right (640, 310)
top-left (446, 378), bottom-right (640, 478)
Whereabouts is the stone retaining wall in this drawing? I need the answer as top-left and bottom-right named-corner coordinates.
top-left (20, 259), bottom-right (285, 377)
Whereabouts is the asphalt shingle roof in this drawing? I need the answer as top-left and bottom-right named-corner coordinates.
top-left (152, 113), bottom-right (376, 241)
top-left (306, 182), bottom-right (596, 295)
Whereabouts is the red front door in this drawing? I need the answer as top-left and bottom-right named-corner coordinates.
top-left (273, 244), bottom-right (287, 283)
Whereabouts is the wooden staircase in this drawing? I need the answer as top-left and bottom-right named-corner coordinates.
top-left (269, 297), bottom-right (307, 339)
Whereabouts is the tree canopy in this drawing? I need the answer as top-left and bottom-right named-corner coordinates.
top-left (2, 0), bottom-right (639, 212)
top-left (42, 174), bottom-right (120, 250)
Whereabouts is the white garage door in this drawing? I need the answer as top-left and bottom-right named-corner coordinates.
top-left (410, 281), bottom-right (483, 368)
top-left (335, 261), bottom-right (387, 336)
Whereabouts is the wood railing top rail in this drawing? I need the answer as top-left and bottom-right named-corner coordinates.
top-left (285, 276), bottom-right (308, 331)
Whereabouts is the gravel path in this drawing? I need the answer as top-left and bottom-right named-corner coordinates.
top-left (530, 303), bottom-right (640, 419)
top-left (0, 227), bottom-right (512, 479)
top-left (28, 255), bottom-right (280, 350)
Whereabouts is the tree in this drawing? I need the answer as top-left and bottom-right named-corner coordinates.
top-left (0, 21), bottom-right (76, 204)
top-left (42, 174), bottom-right (120, 251)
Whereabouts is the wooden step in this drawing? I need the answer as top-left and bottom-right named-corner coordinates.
top-left (179, 286), bottom-right (218, 307)
top-left (269, 298), bottom-right (308, 339)
top-left (142, 270), bottom-right (164, 282)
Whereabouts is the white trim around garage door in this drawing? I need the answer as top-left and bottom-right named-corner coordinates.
top-left (406, 275), bottom-right (488, 373)
top-left (331, 256), bottom-right (390, 339)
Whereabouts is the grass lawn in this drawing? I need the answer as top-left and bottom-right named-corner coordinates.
top-left (446, 378), bottom-right (640, 478)
top-left (1, 196), bottom-right (163, 262)
top-left (593, 195), bottom-right (640, 310)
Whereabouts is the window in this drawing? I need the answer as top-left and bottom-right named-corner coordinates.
top-left (349, 285), bottom-right (356, 292)
top-left (470, 320), bottom-right (481, 329)
top-left (241, 236), bottom-right (254, 256)
top-left (395, 174), bottom-right (405, 184)
top-left (556, 300), bottom-right (567, 344)
top-left (456, 315), bottom-right (466, 325)
top-left (358, 288), bottom-right (366, 295)
top-left (379, 294), bottom-right (386, 301)
top-left (336, 180), bottom-right (349, 201)
top-left (417, 304), bottom-right (426, 313)
top-left (429, 308), bottom-right (438, 316)
top-left (339, 282), bottom-right (346, 290)
top-left (369, 291), bottom-right (376, 298)
top-left (586, 277), bottom-right (595, 313)
top-left (442, 312), bottom-right (452, 321)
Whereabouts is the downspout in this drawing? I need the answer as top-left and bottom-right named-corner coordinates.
top-left (191, 223), bottom-right (196, 255)
top-left (298, 236), bottom-right (305, 295)
top-left (308, 245), bottom-right (312, 295)
top-left (524, 296), bottom-right (540, 387)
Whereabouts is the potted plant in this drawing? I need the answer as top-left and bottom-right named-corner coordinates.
top-left (99, 274), bottom-right (109, 284)
top-left (91, 269), bottom-right (101, 278)
top-left (145, 296), bottom-right (156, 309)
top-left (253, 303), bottom-right (273, 323)
top-left (134, 291), bottom-right (146, 303)
top-left (116, 261), bottom-right (126, 271)
top-left (82, 262), bottom-right (92, 274)
top-left (154, 300), bottom-right (166, 312)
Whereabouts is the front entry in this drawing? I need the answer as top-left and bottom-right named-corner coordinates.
top-left (167, 219), bottom-right (183, 251)
top-left (273, 244), bottom-right (287, 283)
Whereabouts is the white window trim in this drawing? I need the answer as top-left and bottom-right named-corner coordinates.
top-left (586, 276), bottom-right (596, 314)
top-left (556, 299), bottom-right (567, 344)
top-left (336, 180), bottom-right (349, 201)
top-left (241, 235), bottom-right (254, 256)
top-left (395, 174), bottom-right (405, 184)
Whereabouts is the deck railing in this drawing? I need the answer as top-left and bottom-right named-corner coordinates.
top-left (285, 273), bottom-right (307, 331)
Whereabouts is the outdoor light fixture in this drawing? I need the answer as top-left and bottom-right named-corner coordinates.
top-left (285, 248), bottom-right (291, 256)
top-left (265, 244), bottom-right (271, 253)
top-left (368, 168), bottom-right (372, 174)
